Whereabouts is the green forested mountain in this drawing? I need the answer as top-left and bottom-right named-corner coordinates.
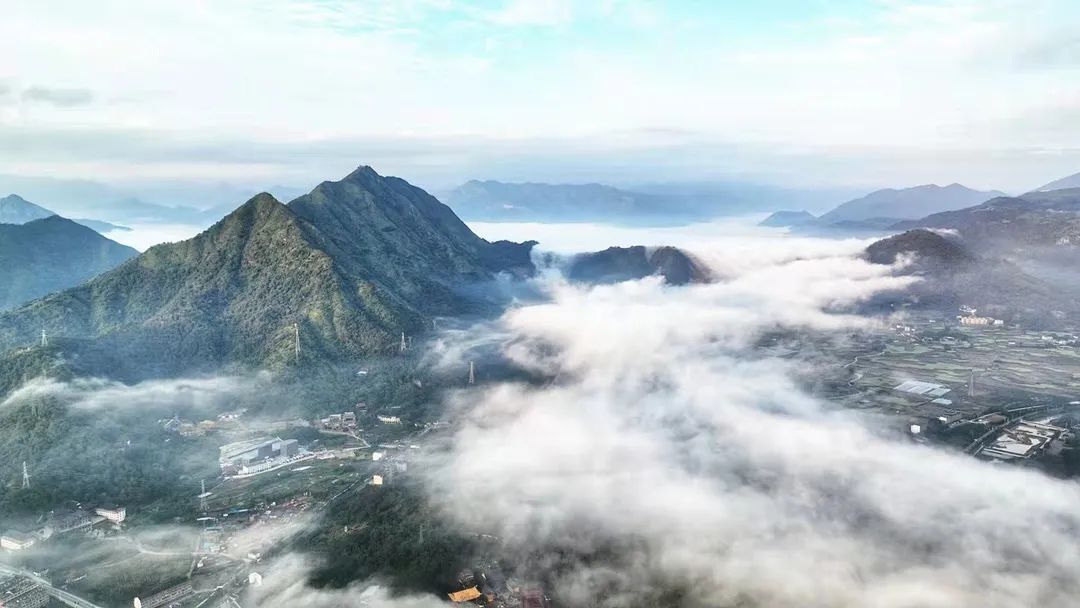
top-left (0, 216), bottom-right (138, 311)
top-left (0, 167), bottom-right (534, 378)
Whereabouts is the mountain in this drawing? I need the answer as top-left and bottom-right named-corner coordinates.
top-left (444, 180), bottom-right (857, 224)
top-left (71, 218), bottom-right (131, 234)
top-left (0, 216), bottom-right (138, 311)
top-left (0, 194), bottom-right (55, 224)
top-left (758, 210), bottom-right (818, 228)
top-left (819, 184), bottom-right (1004, 223)
top-left (865, 229), bottom-right (975, 270)
top-left (566, 246), bottom-right (708, 286)
top-left (896, 189), bottom-right (1080, 251)
top-left (1035, 171), bottom-right (1080, 192)
top-left (863, 229), bottom-right (1072, 327)
top-left (0, 167), bottom-right (534, 378)
top-left (445, 181), bottom-right (679, 223)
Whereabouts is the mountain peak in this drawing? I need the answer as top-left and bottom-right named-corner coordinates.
top-left (342, 165), bottom-right (383, 184)
top-left (0, 193), bottom-right (56, 225)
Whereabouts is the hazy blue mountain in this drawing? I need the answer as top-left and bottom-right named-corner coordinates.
top-left (71, 218), bottom-right (131, 233)
top-left (0, 216), bottom-right (138, 310)
top-left (1035, 171), bottom-right (1080, 192)
top-left (759, 210), bottom-right (818, 227)
top-left (0, 194), bottom-right (55, 224)
top-left (819, 184), bottom-right (1004, 223)
top-left (445, 180), bottom-right (862, 224)
top-left (0, 167), bottom-right (534, 377)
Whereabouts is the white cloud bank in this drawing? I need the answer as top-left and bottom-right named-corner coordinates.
top-left (415, 236), bottom-right (1080, 607)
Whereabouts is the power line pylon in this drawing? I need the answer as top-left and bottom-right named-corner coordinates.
top-left (468, 361), bottom-right (475, 385)
top-left (21, 461), bottom-right (30, 489)
top-left (293, 322), bottom-right (300, 363)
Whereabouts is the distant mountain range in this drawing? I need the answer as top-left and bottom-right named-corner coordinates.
top-left (0, 167), bottom-right (534, 379)
top-left (0, 216), bottom-right (138, 311)
top-left (760, 184), bottom-right (1005, 234)
top-left (1036, 171), bottom-right (1080, 192)
top-left (444, 180), bottom-right (861, 224)
top-left (820, 184), bottom-right (1004, 223)
top-left (0, 193), bottom-right (130, 234)
top-left (0, 174), bottom-right (308, 227)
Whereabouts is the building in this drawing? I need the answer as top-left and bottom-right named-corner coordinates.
top-left (521, 589), bottom-right (549, 608)
top-left (219, 437), bottom-right (299, 469)
top-left (447, 587), bottom-right (481, 603)
top-left (959, 315), bottom-right (1002, 326)
top-left (0, 531), bottom-right (35, 552)
top-left (893, 380), bottom-right (951, 398)
top-left (978, 421), bottom-right (1065, 461)
top-left (377, 415), bottom-right (401, 424)
top-left (135, 581), bottom-right (194, 608)
top-left (95, 506), bottom-right (127, 524)
top-left (0, 575), bottom-right (48, 608)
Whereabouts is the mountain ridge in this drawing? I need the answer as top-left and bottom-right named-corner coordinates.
top-left (0, 167), bottom-right (535, 378)
top-left (0, 216), bottom-right (138, 311)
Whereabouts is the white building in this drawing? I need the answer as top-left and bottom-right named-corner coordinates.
top-left (1, 531), bottom-right (36, 551)
top-left (95, 506), bottom-right (127, 524)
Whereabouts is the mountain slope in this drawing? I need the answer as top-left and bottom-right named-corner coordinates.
top-left (0, 194), bottom-right (55, 224)
top-left (863, 230), bottom-right (1071, 327)
top-left (820, 184), bottom-right (1003, 223)
top-left (0, 216), bottom-right (138, 311)
top-left (1036, 171), bottom-right (1080, 192)
top-left (566, 246), bottom-right (708, 286)
top-left (758, 210), bottom-right (818, 228)
top-left (897, 189), bottom-right (1080, 250)
top-left (0, 167), bottom-right (534, 377)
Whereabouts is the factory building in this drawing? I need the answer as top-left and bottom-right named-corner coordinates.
top-left (134, 581), bottom-right (194, 608)
top-left (0, 575), bottom-right (47, 608)
top-left (0, 531), bottom-right (35, 552)
top-left (219, 437), bottom-right (299, 468)
top-left (978, 421), bottom-right (1065, 461)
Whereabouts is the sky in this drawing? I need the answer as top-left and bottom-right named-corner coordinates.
top-left (3, 0), bottom-right (1080, 193)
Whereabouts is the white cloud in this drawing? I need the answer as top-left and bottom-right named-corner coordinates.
top-left (1, 0), bottom-right (1078, 190)
top-left (418, 234), bottom-right (1080, 606)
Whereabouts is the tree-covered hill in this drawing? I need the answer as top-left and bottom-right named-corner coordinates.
top-left (0, 215), bottom-right (137, 311)
top-left (0, 167), bottom-right (535, 378)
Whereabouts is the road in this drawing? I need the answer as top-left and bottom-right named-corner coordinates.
top-left (0, 562), bottom-right (106, 608)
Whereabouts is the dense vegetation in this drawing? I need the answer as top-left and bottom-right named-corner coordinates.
top-left (0, 391), bottom-right (218, 519)
top-left (0, 215), bottom-right (136, 310)
top-left (301, 481), bottom-right (476, 595)
top-left (0, 167), bottom-right (532, 381)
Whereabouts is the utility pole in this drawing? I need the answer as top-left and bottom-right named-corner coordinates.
top-left (468, 361), bottom-right (475, 386)
top-left (293, 322), bottom-right (300, 364)
top-left (21, 461), bottom-right (30, 489)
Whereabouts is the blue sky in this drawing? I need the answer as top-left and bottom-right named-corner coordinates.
top-left (2, 0), bottom-right (1079, 193)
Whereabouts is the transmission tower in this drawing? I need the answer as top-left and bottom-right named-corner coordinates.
top-left (399, 332), bottom-right (407, 354)
top-left (199, 479), bottom-right (208, 512)
top-left (40, 328), bottom-right (47, 348)
top-left (969, 369), bottom-right (976, 398)
top-left (293, 322), bottom-right (300, 363)
top-left (21, 461), bottom-right (30, 489)
top-left (468, 361), bottom-right (475, 385)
